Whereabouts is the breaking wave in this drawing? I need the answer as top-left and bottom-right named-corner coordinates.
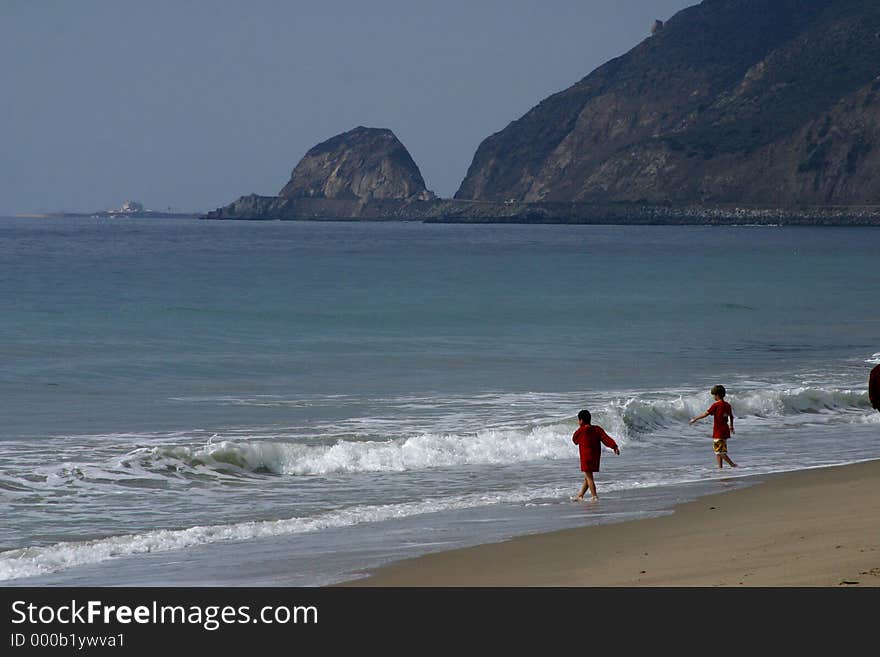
top-left (138, 423), bottom-right (573, 476)
top-left (107, 385), bottom-right (874, 479)
top-left (2, 384), bottom-right (869, 495)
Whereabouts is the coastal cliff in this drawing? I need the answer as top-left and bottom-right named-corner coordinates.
top-left (456, 0), bottom-right (880, 206)
top-left (206, 0), bottom-right (880, 223)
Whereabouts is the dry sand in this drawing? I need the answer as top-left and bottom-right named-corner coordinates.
top-left (340, 459), bottom-right (880, 586)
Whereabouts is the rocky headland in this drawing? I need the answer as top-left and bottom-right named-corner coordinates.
top-left (203, 126), bottom-right (436, 221)
top-left (205, 0), bottom-right (880, 225)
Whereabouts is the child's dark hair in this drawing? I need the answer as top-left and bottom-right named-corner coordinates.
top-left (710, 385), bottom-right (726, 398)
top-left (577, 409), bottom-right (591, 423)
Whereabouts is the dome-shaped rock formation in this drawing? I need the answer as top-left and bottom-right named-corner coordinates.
top-left (279, 126), bottom-right (434, 202)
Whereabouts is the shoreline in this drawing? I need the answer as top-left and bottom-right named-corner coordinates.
top-left (202, 195), bottom-right (880, 225)
top-left (338, 459), bottom-right (880, 586)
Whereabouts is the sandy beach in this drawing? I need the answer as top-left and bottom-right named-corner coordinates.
top-left (340, 459), bottom-right (880, 587)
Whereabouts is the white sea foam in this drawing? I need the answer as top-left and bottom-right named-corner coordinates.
top-left (143, 422), bottom-right (575, 476)
top-left (19, 385), bottom-right (871, 483)
top-left (866, 353), bottom-right (880, 365)
top-left (5, 454), bottom-right (871, 583)
top-left (130, 386), bottom-right (869, 477)
top-left (0, 485), bottom-right (569, 582)
top-left (595, 386), bottom-right (870, 439)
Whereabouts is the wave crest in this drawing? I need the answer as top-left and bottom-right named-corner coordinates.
top-left (120, 385), bottom-right (873, 478)
top-left (595, 386), bottom-right (870, 437)
top-left (142, 423), bottom-right (573, 477)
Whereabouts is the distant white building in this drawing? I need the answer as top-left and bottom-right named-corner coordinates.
top-left (105, 200), bottom-right (145, 215)
top-left (120, 200), bottom-right (144, 213)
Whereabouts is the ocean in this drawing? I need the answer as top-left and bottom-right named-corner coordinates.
top-left (0, 216), bottom-right (877, 586)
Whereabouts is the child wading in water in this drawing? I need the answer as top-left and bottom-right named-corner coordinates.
top-left (571, 409), bottom-right (620, 501)
top-left (690, 384), bottom-right (737, 468)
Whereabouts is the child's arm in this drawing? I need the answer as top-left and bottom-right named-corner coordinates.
top-left (689, 411), bottom-right (710, 424)
top-left (599, 429), bottom-right (620, 455)
top-left (729, 409), bottom-right (735, 434)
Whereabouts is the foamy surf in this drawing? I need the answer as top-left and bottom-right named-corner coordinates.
top-left (148, 386), bottom-right (872, 476)
top-left (143, 424), bottom-right (574, 477)
top-left (0, 485), bottom-right (570, 582)
top-left (4, 455), bottom-right (872, 583)
top-left (2, 384), bottom-right (872, 487)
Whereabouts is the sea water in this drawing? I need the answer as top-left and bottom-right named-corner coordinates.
top-left (0, 217), bottom-right (877, 585)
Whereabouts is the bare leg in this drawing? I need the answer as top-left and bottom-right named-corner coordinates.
top-left (573, 473), bottom-right (598, 500)
top-left (722, 454), bottom-right (738, 467)
top-left (585, 472), bottom-right (598, 500)
top-left (716, 453), bottom-right (723, 469)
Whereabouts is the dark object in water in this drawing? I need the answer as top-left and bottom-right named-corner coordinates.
top-left (869, 364), bottom-right (880, 411)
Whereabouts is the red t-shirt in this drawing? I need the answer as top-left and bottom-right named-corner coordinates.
top-left (572, 425), bottom-right (618, 472)
top-left (707, 400), bottom-right (733, 439)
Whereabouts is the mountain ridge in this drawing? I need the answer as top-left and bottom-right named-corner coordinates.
top-left (455, 0), bottom-right (880, 206)
top-left (205, 0), bottom-right (880, 222)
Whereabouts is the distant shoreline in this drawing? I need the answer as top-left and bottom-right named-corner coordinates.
top-left (201, 194), bottom-right (880, 225)
top-left (11, 203), bottom-right (880, 226)
top-left (13, 211), bottom-right (200, 219)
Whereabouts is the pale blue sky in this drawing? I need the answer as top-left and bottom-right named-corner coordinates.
top-left (1, 0), bottom-right (690, 214)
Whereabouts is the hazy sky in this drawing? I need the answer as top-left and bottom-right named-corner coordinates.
top-left (2, 0), bottom-right (691, 214)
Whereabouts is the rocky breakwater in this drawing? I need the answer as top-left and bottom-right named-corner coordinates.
top-left (204, 126), bottom-right (438, 220)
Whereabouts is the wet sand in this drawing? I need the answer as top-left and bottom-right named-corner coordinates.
top-left (340, 459), bottom-right (880, 586)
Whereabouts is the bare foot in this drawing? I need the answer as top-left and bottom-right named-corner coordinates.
top-left (570, 495), bottom-right (583, 501)
top-left (589, 496), bottom-right (599, 502)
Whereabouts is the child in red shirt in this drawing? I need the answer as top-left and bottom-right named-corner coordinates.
top-left (571, 409), bottom-right (620, 501)
top-left (690, 384), bottom-right (737, 468)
